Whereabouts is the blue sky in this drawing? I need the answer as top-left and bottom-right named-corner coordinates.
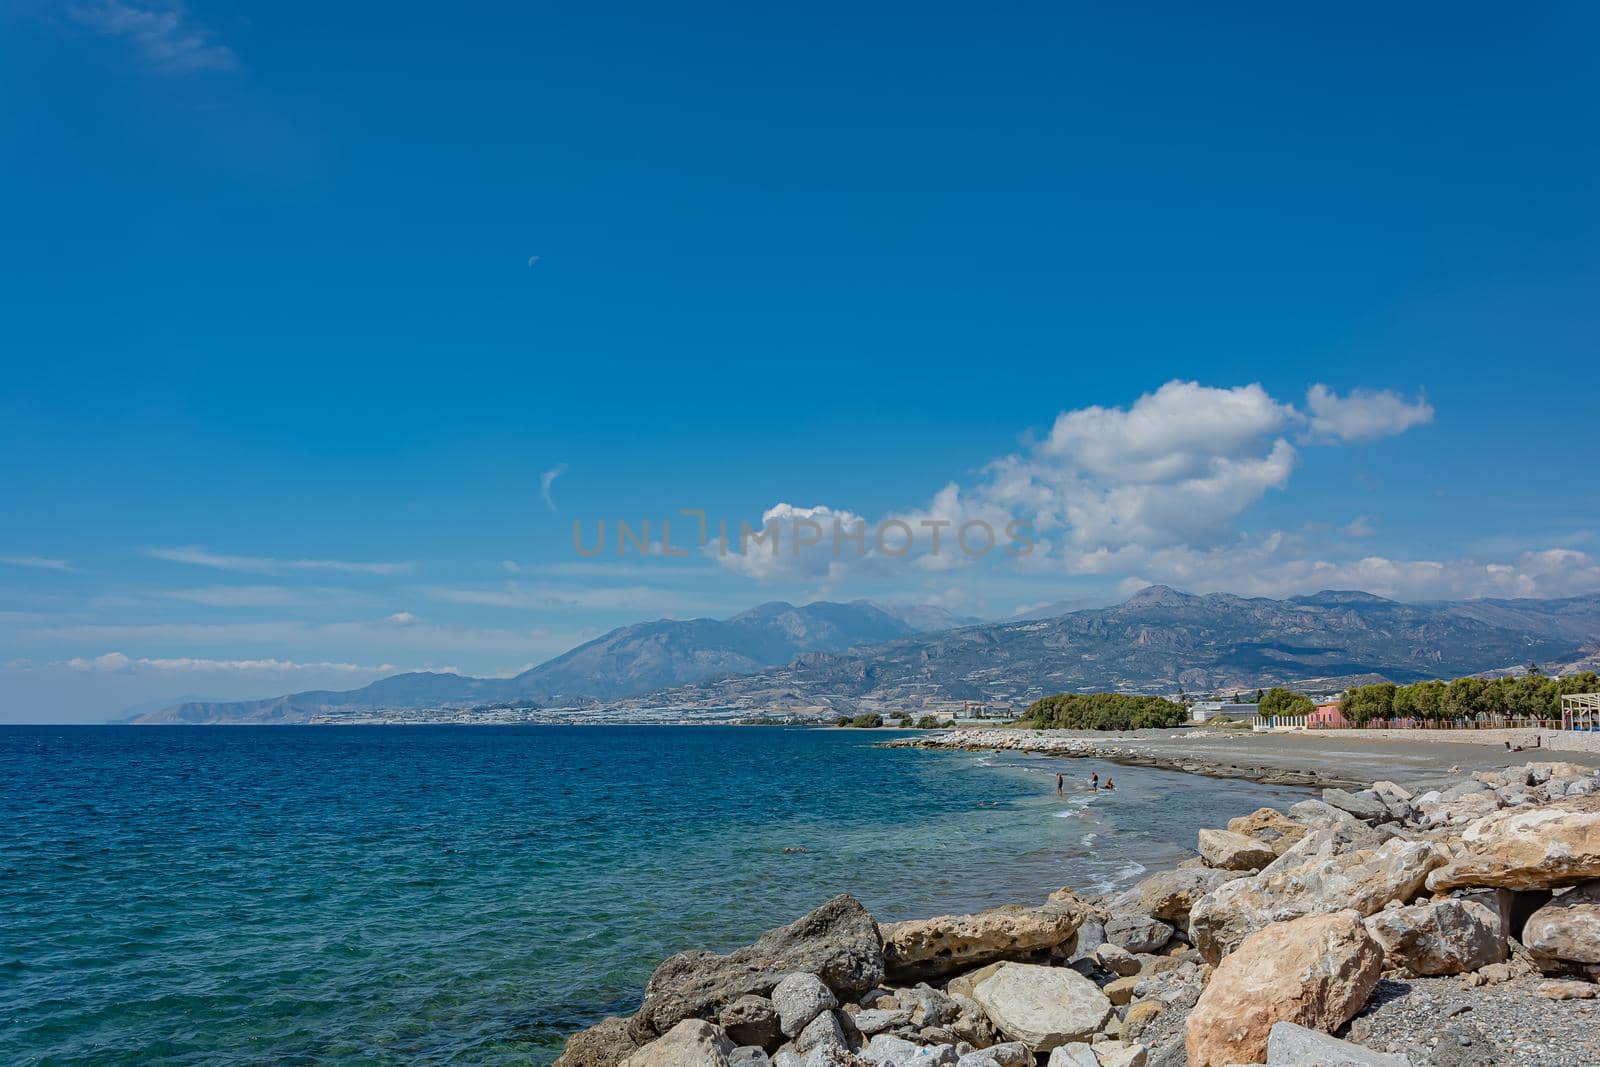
top-left (3, 2), bottom-right (1598, 721)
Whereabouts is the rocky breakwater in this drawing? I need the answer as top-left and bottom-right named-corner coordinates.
top-left (881, 730), bottom-right (1357, 790)
top-left (556, 760), bottom-right (1600, 1067)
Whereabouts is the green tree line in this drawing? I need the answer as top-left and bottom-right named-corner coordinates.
top-left (1019, 692), bottom-right (1188, 731)
top-left (1339, 671), bottom-right (1599, 725)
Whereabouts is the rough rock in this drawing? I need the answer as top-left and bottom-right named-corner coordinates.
top-left (620, 1019), bottom-right (736, 1067)
top-left (773, 974), bottom-right (838, 1037)
top-left (1536, 979), bottom-right (1599, 999)
top-left (1093, 1043), bottom-right (1147, 1067)
top-left (948, 962), bottom-right (1006, 999)
top-left (1184, 910), bottom-right (1385, 1067)
top-left (1264, 1021), bottom-right (1409, 1065)
top-left (1103, 976), bottom-right (1138, 1005)
top-left (793, 1009), bottom-right (846, 1055)
top-left (1227, 807), bottom-right (1307, 855)
top-left (633, 895), bottom-right (882, 1038)
top-left (1103, 913), bottom-right (1174, 955)
top-left (861, 1034), bottom-right (958, 1065)
top-left (1197, 828), bottom-right (1277, 872)
top-left (1362, 898), bottom-right (1507, 976)
top-left (555, 1015), bottom-right (642, 1067)
top-left (882, 895), bottom-right (1086, 982)
top-left (853, 1008), bottom-right (914, 1035)
top-left (1189, 835), bottom-right (1446, 963)
top-left (1290, 798), bottom-right (1360, 826)
top-left (1426, 795), bottom-right (1600, 892)
top-left (1522, 879), bottom-right (1600, 963)
top-left (970, 962), bottom-right (1114, 1051)
top-left (901, 984), bottom-right (961, 1028)
top-left (721, 996), bottom-right (782, 1049)
top-left (1066, 917), bottom-right (1105, 963)
top-left (1134, 868), bottom-right (1242, 924)
top-left (1092, 943), bottom-right (1141, 977)
top-left (953, 1042), bottom-right (1032, 1067)
top-left (1120, 1001), bottom-right (1164, 1040)
top-left (1417, 792), bottom-right (1499, 829)
top-left (1044, 1044), bottom-right (1097, 1067)
top-left (729, 1048), bottom-right (772, 1067)
top-left (1322, 788), bottom-right (1392, 823)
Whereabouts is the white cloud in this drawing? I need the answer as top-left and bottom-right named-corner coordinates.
top-left (387, 611), bottom-right (416, 624)
top-left (146, 546), bottom-right (414, 576)
top-left (1042, 381), bottom-right (1295, 482)
top-left (540, 464), bottom-right (568, 512)
top-left (64, 652), bottom-right (400, 674)
top-left (423, 582), bottom-right (723, 614)
top-left (161, 585), bottom-right (321, 607)
top-left (0, 555), bottom-right (73, 571)
top-left (712, 379), bottom-right (1444, 592)
top-left (1343, 516), bottom-right (1376, 538)
top-left (1304, 384), bottom-right (1434, 443)
top-left (69, 1), bottom-right (237, 73)
top-left (1095, 539), bottom-right (1600, 602)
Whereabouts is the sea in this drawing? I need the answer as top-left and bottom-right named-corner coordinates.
top-left (0, 725), bottom-right (1309, 1065)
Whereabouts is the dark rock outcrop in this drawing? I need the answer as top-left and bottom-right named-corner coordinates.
top-left (630, 894), bottom-right (883, 1040)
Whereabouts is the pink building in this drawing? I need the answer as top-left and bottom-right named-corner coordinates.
top-left (1308, 702), bottom-right (1348, 728)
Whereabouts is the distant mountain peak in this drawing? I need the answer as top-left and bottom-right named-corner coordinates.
top-left (1290, 589), bottom-right (1400, 606)
top-left (1122, 584), bottom-right (1191, 607)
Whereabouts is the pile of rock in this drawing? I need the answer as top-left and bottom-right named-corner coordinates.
top-left (555, 760), bottom-right (1600, 1067)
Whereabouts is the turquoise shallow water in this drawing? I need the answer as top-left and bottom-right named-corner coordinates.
top-left (1, 725), bottom-right (1307, 1065)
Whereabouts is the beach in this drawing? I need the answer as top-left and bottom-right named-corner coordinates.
top-left (561, 729), bottom-right (1600, 1066)
top-left (886, 726), bottom-right (1600, 793)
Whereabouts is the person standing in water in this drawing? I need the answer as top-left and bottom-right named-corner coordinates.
top-left (1089, 771), bottom-right (1099, 790)
top-left (1055, 771), bottom-right (1064, 795)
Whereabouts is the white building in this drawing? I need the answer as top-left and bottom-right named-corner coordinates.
top-left (1190, 700), bottom-right (1259, 723)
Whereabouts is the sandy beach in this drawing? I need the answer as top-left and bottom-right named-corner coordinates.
top-left (886, 727), bottom-right (1600, 794)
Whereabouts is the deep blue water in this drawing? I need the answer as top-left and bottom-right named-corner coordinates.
top-left (0, 725), bottom-right (1308, 1065)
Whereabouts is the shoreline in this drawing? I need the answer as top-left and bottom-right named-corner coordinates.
top-left (556, 737), bottom-right (1600, 1067)
top-left (882, 726), bottom-right (1600, 795)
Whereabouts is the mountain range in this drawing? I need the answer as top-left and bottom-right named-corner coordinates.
top-left (136, 600), bottom-right (922, 723)
top-left (134, 587), bottom-right (1600, 724)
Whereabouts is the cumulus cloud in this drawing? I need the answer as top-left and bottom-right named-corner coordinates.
top-left (1041, 381), bottom-right (1295, 482)
top-left (713, 379), bottom-right (1445, 592)
top-left (147, 546), bottom-right (413, 576)
top-left (1304, 384), bottom-right (1434, 443)
top-left (69, 1), bottom-right (237, 73)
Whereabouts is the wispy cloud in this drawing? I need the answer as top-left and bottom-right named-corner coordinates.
top-left (0, 555), bottom-right (73, 571)
top-left (423, 582), bottom-right (718, 614)
top-left (540, 464), bottom-right (568, 512)
top-left (146, 546), bottom-right (414, 576)
top-left (69, 1), bottom-right (237, 73)
top-left (63, 652), bottom-right (402, 674)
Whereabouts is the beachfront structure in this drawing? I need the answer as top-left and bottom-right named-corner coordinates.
top-left (1307, 701), bottom-right (1349, 729)
top-left (1562, 693), bottom-right (1600, 731)
top-left (1190, 700), bottom-right (1258, 723)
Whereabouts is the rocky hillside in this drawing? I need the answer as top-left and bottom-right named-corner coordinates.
top-left (134, 600), bottom-right (920, 723)
top-left (597, 587), bottom-right (1598, 717)
top-left (137, 588), bottom-right (1600, 724)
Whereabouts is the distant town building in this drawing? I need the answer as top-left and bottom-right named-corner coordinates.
top-left (1190, 700), bottom-right (1258, 723)
top-left (1562, 693), bottom-right (1600, 731)
top-left (1307, 701), bottom-right (1349, 729)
